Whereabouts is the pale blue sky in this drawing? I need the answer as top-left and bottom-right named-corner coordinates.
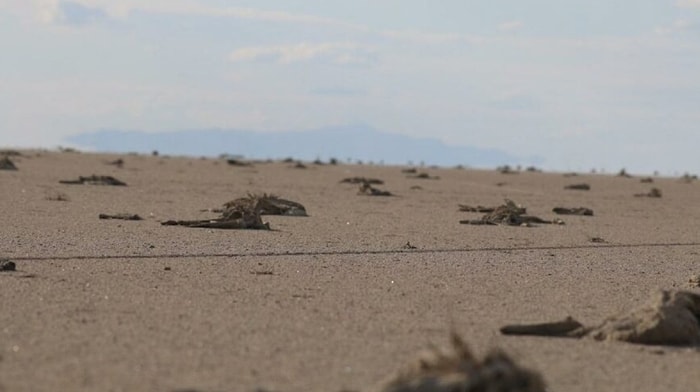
top-left (1, 1), bottom-right (700, 173)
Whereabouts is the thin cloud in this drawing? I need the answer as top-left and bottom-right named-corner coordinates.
top-left (677, 0), bottom-right (700, 7)
top-left (654, 19), bottom-right (696, 35)
top-left (381, 29), bottom-right (485, 45)
top-left (229, 42), bottom-right (376, 66)
top-left (24, 0), bottom-right (369, 31)
top-left (52, 1), bottom-right (106, 25)
top-left (309, 87), bottom-right (364, 97)
top-left (498, 21), bottom-right (524, 32)
top-left (14, 0), bottom-right (486, 47)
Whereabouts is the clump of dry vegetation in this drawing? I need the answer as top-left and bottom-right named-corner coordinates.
top-left (0, 156), bottom-right (18, 170)
top-left (222, 194), bottom-right (307, 216)
top-left (552, 207), bottom-right (594, 216)
top-left (226, 158), bottom-right (252, 167)
top-left (107, 158), bottom-right (124, 168)
top-left (407, 172), bottom-right (440, 180)
top-left (163, 194), bottom-right (306, 230)
top-left (163, 201), bottom-right (269, 230)
top-left (59, 175), bottom-right (127, 186)
top-left (341, 177), bottom-right (384, 185)
top-left (680, 173), bottom-right (698, 183)
top-left (370, 331), bottom-right (546, 392)
top-left (496, 165), bottom-right (518, 174)
top-left (358, 182), bottom-right (393, 196)
top-left (502, 290), bottom-right (700, 346)
top-left (617, 168), bottom-right (632, 178)
top-left (460, 199), bottom-right (564, 227)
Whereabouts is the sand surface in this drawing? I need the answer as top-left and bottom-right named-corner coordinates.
top-left (1, 150), bottom-right (699, 391)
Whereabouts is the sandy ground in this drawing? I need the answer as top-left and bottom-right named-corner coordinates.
top-left (1, 150), bottom-right (699, 392)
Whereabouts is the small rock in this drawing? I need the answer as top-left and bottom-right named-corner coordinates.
top-left (552, 207), bottom-right (594, 216)
top-left (99, 213), bottom-right (143, 221)
top-left (0, 259), bottom-right (16, 272)
top-left (402, 241), bottom-right (417, 250)
top-left (634, 188), bottom-right (662, 198)
top-left (564, 183), bottom-right (591, 191)
top-left (0, 156), bottom-right (18, 170)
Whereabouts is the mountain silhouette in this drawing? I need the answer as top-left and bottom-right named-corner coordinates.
top-left (67, 124), bottom-right (541, 167)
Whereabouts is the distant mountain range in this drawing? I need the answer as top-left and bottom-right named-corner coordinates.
top-left (67, 125), bottom-right (542, 168)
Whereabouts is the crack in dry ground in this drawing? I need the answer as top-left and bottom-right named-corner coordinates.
top-left (8, 241), bottom-right (700, 262)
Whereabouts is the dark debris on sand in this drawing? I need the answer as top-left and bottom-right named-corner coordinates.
top-left (407, 172), bottom-right (440, 180)
top-left (226, 158), bottom-right (252, 167)
top-left (501, 290), bottom-right (700, 346)
top-left (496, 165), bottom-right (519, 174)
top-left (370, 331), bottom-right (546, 392)
top-left (552, 207), bottom-right (594, 216)
top-left (460, 199), bottom-right (563, 227)
top-left (0, 156), bottom-right (18, 170)
top-left (0, 259), bottom-right (16, 272)
top-left (221, 194), bottom-right (307, 217)
top-left (634, 188), bottom-right (662, 198)
top-left (341, 176), bottom-right (384, 185)
top-left (107, 158), bottom-right (124, 167)
top-left (358, 182), bottom-right (393, 196)
top-left (163, 209), bottom-right (269, 230)
top-left (163, 194), bottom-right (306, 230)
top-left (564, 183), bottom-right (590, 191)
top-left (59, 175), bottom-right (127, 186)
top-left (99, 213), bottom-right (143, 221)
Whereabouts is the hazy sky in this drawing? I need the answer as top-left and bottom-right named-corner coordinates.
top-left (1, 1), bottom-right (700, 173)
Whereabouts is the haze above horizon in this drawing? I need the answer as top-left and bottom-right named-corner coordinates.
top-left (1, 1), bottom-right (700, 174)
